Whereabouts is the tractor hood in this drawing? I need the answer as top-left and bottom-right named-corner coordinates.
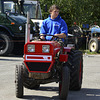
top-left (9, 15), bottom-right (27, 24)
top-left (90, 27), bottom-right (100, 33)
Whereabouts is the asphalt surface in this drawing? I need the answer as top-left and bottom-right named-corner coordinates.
top-left (0, 54), bottom-right (100, 100)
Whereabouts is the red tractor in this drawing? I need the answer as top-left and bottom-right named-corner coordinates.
top-left (15, 15), bottom-right (83, 100)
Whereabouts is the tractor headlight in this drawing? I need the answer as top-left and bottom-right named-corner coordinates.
top-left (42, 45), bottom-right (50, 53)
top-left (19, 26), bottom-right (22, 31)
top-left (28, 45), bottom-right (35, 52)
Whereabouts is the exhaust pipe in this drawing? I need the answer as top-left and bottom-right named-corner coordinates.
top-left (25, 11), bottom-right (30, 44)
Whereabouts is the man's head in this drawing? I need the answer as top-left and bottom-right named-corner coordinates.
top-left (49, 5), bottom-right (60, 19)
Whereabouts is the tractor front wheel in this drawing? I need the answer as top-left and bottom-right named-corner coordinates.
top-left (15, 65), bottom-right (23, 98)
top-left (59, 66), bottom-right (70, 100)
top-left (22, 63), bottom-right (40, 89)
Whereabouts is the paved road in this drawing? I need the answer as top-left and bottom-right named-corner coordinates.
top-left (0, 55), bottom-right (100, 100)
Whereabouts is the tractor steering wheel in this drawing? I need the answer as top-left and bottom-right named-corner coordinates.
top-left (39, 34), bottom-right (59, 41)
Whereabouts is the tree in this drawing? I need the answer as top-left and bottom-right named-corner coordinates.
top-left (39, 0), bottom-right (100, 27)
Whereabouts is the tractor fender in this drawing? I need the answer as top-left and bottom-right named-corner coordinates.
top-left (59, 47), bottom-right (72, 62)
top-left (59, 54), bottom-right (68, 62)
top-left (0, 25), bottom-right (14, 37)
top-left (63, 47), bottom-right (72, 52)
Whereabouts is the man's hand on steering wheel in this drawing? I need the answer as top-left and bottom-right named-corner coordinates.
top-left (39, 34), bottom-right (59, 41)
top-left (39, 34), bottom-right (46, 41)
top-left (50, 35), bottom-right (59, 41)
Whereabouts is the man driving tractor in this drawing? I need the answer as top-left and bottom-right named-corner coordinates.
top-left (15, 4), bottom-right (83, 100)
top-left (40, 4), bottom-right (68, 41)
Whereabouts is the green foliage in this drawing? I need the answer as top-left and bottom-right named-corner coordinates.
top-left (81, 50), bottom-right (100, 55)
top-left (39, 0), bottom-right (100, 27)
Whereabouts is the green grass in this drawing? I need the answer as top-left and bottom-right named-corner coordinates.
top-left (80, 49), bottom-right (100, 55)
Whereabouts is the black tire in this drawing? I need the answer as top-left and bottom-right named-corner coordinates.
top-left (67, 50), bottom-right (83, 90)
top-left (59, 66), bottom-right (70, 100)
top-left (89, 38), bottom-right (99, 52)
top-left (22, 63), bottom-right (40, 89)
top-left (15, 65), bottom-right (23, 98)
top-left (0, 32), bottom-right (14, 55)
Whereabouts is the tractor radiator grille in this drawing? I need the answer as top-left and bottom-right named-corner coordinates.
top-left (26, 62), bottom-right (51, 72)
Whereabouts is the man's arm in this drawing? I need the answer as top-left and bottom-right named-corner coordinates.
top-left (54, 33), bottom-right (66, 38)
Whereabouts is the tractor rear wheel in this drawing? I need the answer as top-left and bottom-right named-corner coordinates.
top-left (59, 66), bottom-right (70, 100)
top-left (15, 65), bottom-right (23, 98)
top-left (67, 50), bottom-right (83, 90)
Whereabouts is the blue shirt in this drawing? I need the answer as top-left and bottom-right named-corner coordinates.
top-left (40, 15), bottom-right (68, 41)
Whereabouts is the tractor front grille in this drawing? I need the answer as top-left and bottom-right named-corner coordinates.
top-left (26, 62), bottom-right (51, 72)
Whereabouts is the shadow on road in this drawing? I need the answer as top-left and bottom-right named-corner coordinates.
top-left (0, 54), bottom-right (23, 57)
top-left (38, 86), bottom-right (58, 91)
top-left (22, 86), bottom-right (60, 100)
top-left (20, 87), bottom-right (100, 100)
top-left (23, 95), bottom-right (59, 100)
top-left (23, 86), bottom-right (59, 99)
top-left (0, 54), bottom-right (23, 61)
top-left (68, 88), bottom-right (100, 100)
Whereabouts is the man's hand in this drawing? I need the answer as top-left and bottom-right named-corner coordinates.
top-left (40, 34), bottom-right (45, 40)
